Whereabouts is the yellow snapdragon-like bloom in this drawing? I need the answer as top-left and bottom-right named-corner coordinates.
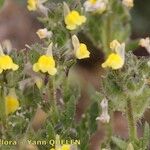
top-left (75, 44), bottom-right (90, 59)
top-left (33, 55), bottom-right (57, 75)
top-left (27, 0), bottom-right (38, 11)
top-left (102, 53), bottom-right (124, 70)
top-left (72, 35), bottom-right (90, 59)
top-left (0, 55), bottom-right (19, 73)
top-left (5, 93), bottom-right (19, 115)
top-left (102, 40), bottom-right (125, 70)
top-left (122, 0), bottom-right (134, 8)
top-left (65, 11), bottom-right (86, 30)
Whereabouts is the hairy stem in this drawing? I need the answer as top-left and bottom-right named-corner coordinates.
top-left (0, 86), bottom-right (7, 135)
top-left (126, 98), bottom-right (137, 141)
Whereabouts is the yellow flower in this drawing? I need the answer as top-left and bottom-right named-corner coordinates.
top-left (102, 40), bottom-right (125, 70)
top-left (5, 91), bottom-right (19, 115)
top-left (65, 10), bottom-right (86, 30)
top-left (102, 53), bottom-right (124, 70)
top-left (0, 55), bottom-right (19, 73)
top-left (33, 55), bottom-right (57, 75)
top-left (72, 35), bottom-right (90, 59)
top-left (75, 44), bottom-right (90, 59)
top-left (27, 0), bottom-right (38, 11)
top-left (122, 0), bottom-right (134, 8)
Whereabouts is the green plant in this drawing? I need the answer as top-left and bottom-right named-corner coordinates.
top-left (0, 0), bottom-right (150, 150)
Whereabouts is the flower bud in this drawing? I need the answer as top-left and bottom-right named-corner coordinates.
top-left (96, 98), bottom-right (110, 123)
top-left (139, 37), bottom-right (150, 54)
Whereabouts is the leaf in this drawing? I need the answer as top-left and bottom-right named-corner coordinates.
top-left (112, 136), bottom-right (127, 150)
top-left (127, 143), bottom-right (134, 150)
top-left (142, 122), bottom-right (150, 150)
top-left (126, 39), bottom-right (139, 52)
top-left (132, 88), bottom-right (150, 119)
top-left (77, 115), bottom-right (90, 150)
top-left (28, 48), bottom-right (41, 64)
top-left (90, 91), bottom-right (103, 103)
top-left (61, 96), bottom-right (76, 127)
top-left (88, 102), bottom-right (99, 134)
top-left (47, 122), bottom-right (55, 139)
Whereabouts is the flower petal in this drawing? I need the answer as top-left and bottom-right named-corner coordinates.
top-left (33, 63), bottom-right (39, 72)
top-left (12, 64), bottom-right (19, 71)
top-left (48, 68), bottom-right (57, 76)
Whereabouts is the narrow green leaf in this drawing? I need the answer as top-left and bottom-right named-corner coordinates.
top-left (61, 96), bottom-right (76, 127)
top-left (127, 143), bottom-right (134, 150)
top-left (112, 136), bottom-right (127, 150)
top-left (88, 102), bottom-right (99, 134)
top-left (47, 122), bottom-right (55, 139)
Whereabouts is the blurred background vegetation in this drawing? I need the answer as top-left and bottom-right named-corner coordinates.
top-left (131, 0), bottom-right (150, 37)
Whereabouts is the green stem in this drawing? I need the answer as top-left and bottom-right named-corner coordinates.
top-left (49, 76), bottom-right (59, 124)
top-left (126, 98), bottom-right (137, 141)
top-left (102, 14), bottom-right (112, 56)
top-left (107, 112), bottom-right (113, 141)
top-left (0, 86), bottom-right (7, 132)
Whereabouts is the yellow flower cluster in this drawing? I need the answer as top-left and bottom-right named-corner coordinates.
top-left (27, 1), bottom-right (127, 73)
top-left (32, 35), bottom-right (91, 76)
top-left (0, 55), bottom-right (19, 73)
top-left (27, 1), bottom-right (86, 30)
